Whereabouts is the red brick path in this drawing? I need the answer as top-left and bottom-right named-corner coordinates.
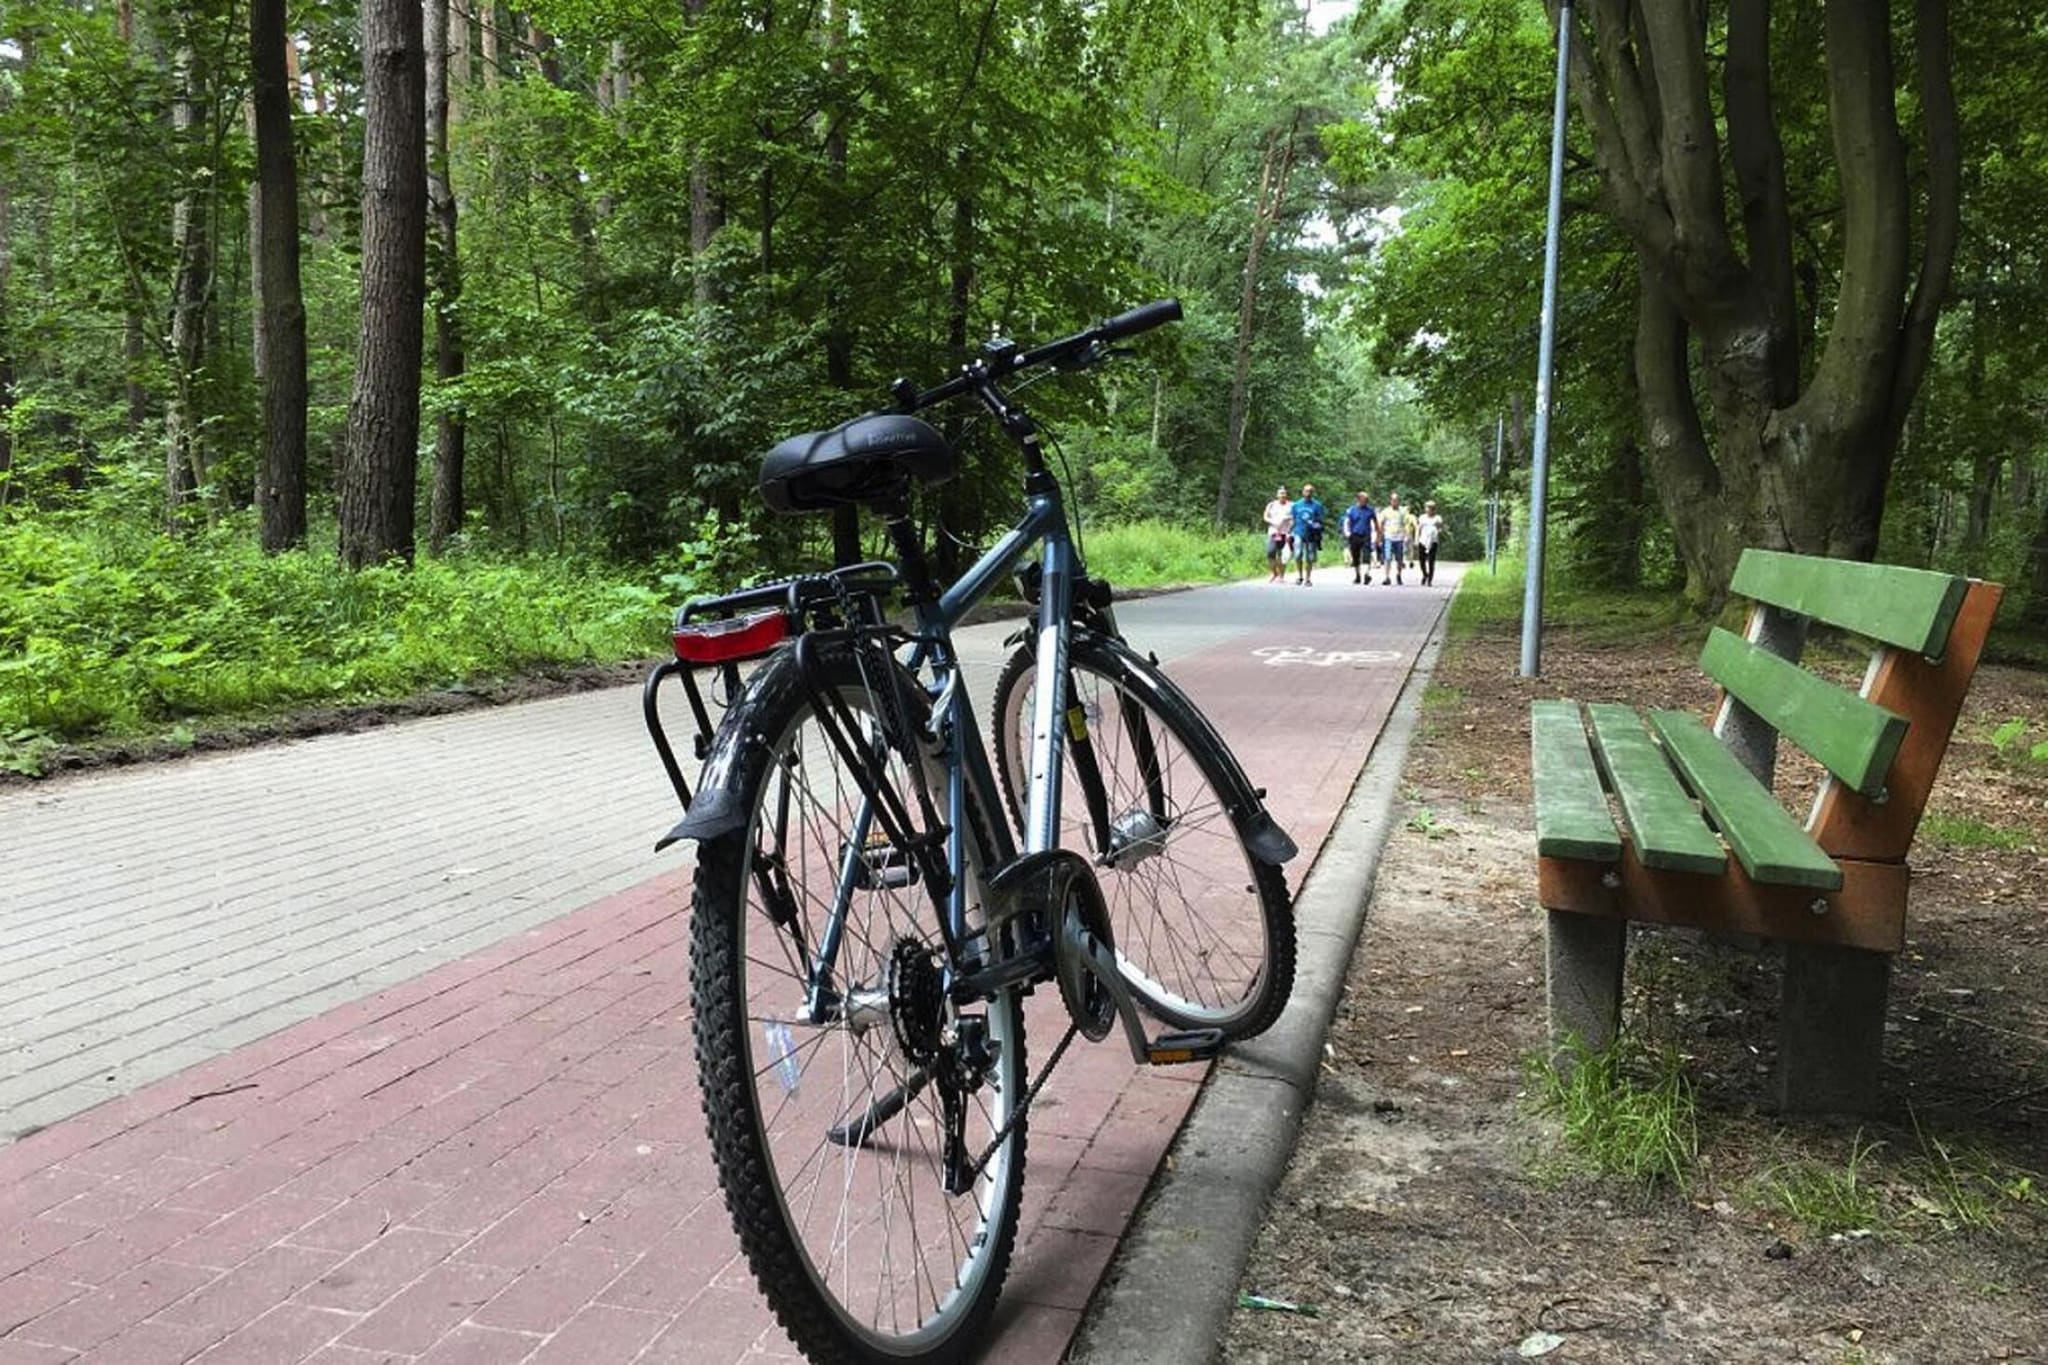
top-left (0, 580), bottom-right (1444, 1363)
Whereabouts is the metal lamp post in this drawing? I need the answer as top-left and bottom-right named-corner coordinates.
top-left (1519, 0), bottom-right (1572, 677)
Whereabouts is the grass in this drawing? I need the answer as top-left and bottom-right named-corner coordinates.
top-left (1921, 811), bottom-right (2032, 850)
top-left (1526, 1036), bottom-right (1700, 1188)
top-left (1080, 519), bottom-right (1252, 589)
top-left (1752, 1132), bottom-right (1889, 1234)
top-left (1447, 552), bottom-right (1698, 645)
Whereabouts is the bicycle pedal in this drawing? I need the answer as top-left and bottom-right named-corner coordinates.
top-left (1145, 1028), bottom-right (1225, 1066)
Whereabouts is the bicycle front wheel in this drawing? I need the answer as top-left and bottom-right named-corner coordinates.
top-left (691, 647), bottom-right (1025, 1364)
top-left (991, 634), bottom-right (1295, 1039)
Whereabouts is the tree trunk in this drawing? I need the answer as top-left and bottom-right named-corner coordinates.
top-left (449, 0), bottom-right (470, 124)
top-left (824, 0), bottom-right (859, 568)
top-left (1214, 117), bottom-right (1298, 526)
top-left (1562, 0), bottom-right (1960, 599)
top-left (339, 0), bottom-right (427, 569)
top-left (165, 35), bottom-right (212, 528)
top-left (426, 0), bottom-right (466, 550)
top-left (478, 0), bottom-right (498, 84)
top-left (2023, 490), bottom-right (2048, 634)
top-left (685, 0), bottom-right (722, 304)
top-left (252, 0), bottom-right (308, 551)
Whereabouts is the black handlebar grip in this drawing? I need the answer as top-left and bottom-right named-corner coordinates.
top-left (1098, 298), bottom-right (1183, 343)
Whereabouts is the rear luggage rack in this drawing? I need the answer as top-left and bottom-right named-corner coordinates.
top-left (643, 561), bottom-right (903, 811)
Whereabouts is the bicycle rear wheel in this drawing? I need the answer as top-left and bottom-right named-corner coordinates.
top-left (992, 634), bottom-right (1294, 1039)
top-left (691, 647), bottom-right (1025, 1364)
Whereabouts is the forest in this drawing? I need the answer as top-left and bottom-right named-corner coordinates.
top-left (1, 0), bottom-right (2044, 763)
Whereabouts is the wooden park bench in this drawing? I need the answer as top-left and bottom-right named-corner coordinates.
top-left (1530, 549), bottom-right (2003, 1112)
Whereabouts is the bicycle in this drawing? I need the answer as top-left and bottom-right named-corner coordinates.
top-left (643, 299), bottom-right (1298, 1363)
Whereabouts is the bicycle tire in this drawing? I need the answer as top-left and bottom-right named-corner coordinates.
top-left (991, 633), bottom-right (1295, 1039)
top-left (691, 644), bottom-right (1026, 1364)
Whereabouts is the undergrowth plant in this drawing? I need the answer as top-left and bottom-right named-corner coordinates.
top-left (1526, 1036), bottom-right (1700, 1188)
top-left (0, 512), bottom-right (673, 769)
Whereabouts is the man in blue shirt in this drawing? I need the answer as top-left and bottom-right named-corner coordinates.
top-left (1343, 491), bottom-right (1377, 584)
top-left (1290, 484), bottom-right (1327, 586)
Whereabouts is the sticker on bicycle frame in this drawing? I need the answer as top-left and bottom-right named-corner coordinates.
top-left (1252, 646), bottom-right (1405, 668)
top-left (1066, 705), bottom-right (1090, 742)
top-left (763, 1018), bottom-right (801, 1096)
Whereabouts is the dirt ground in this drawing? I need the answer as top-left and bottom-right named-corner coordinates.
top-left (1224, 606), bottom-right (2048, 1364)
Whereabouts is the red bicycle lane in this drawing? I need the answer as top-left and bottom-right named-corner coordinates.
top-left (0, 576), bottom-right (1451, 1364)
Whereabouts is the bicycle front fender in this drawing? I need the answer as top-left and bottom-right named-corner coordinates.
top-left (1054, 630), bottom-right (1299, 867)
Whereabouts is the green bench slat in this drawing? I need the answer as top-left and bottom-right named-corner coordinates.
top-left (1730, 549), bottom-right (1967, 658)
top-left (1531, 700), bottom-right (1620, 862)
top-left (1698, 627), bottom-right (1908, 797)
top-left (1647, 710), bottom-right (1843, 890)
top-left (1583, 704), bottom-right (1726, 875)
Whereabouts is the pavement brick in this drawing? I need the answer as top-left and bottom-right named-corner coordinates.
top-left (337, 1259), bottom-right (515, 1355)
top-left (45, 1155), bottom-right (214, 1228)
top-left (0, 1218), bottom-right (94, 1281)
top-left (287, 1180), bottom-right (447, 1257)
top-left (189, 1304), bottom-right (357, 1364)
top-left (471, 1244), bottom-right (628, 1335)
top-left (594, 1203), bottom-right (734, 1316)
top-left (525, 1303), bottom-right (666, 1365)
top-left (171, 1191), bottom-right (341, 1270)
top-left (0, 1335), bottom-right (76, 1363)
top-left (413, 1322), bottom-right (541, 1365)
top-left (0, 1274), bottom-right (89, 1337)
top-left (75, 1316), bottom-right (223, 1364)
top-left (634, 1286), bottom-right (766, 1365)
top-left (13, 1260), bottom-right (215, 1351)
top-left (158, 1244), bottom-right (343, 1335)
top-left (296, 1228), bottom-right (464, 1314)
top-left (31, 1205), bottom-right (217, 1285)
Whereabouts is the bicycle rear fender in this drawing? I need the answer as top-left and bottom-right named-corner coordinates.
top-left (1050, 630), bottom-right (1299, 868)
top-left (654, 648), bottom-right (797, 849)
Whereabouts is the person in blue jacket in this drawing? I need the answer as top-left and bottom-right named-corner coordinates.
top-left (1290, 484), bottom-right (1327, 586)
top-left (1342, 491), bottom-right (1378, 584)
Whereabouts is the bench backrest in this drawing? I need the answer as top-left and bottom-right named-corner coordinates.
top-left (1706, 550), bottom-right (2001, 863)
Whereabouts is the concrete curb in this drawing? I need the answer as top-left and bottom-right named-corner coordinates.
top-left (1068, 603), bottom-right (1451, 1365)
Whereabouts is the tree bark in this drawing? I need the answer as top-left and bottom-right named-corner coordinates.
top-left (252, 0), bottom-right (308, 551)
top-left (165, 33), bottom-right (212, 528)
top-left (339, 0), bottom-right (427, 568)
top-left (426, 0), bottom-right (466, 550)
top-left (685, 0), bottom-right (723, 304)
top-left (1214, 115), bottom-right (1298, 526)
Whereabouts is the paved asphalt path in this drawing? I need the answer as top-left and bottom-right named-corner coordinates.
top-left (0, 564), bottom-right (1455, 1363)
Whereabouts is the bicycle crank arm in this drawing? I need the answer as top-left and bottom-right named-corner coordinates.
top-left (825, 1067), bottom-right (931, 1148)
top-left (1069, 929), bottom-right (1225, 1067)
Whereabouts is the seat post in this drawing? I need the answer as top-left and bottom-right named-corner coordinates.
top-left (876, 494), bottom-right (940, 606)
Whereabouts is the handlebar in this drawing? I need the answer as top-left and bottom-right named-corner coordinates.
top-left (892, 298), bottom-right (1182, 414)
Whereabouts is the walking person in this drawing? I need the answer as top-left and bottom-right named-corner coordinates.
top-left (1262, 486), bottom-right (1293, 583)
top-left (1378, 493), bottom-right (1414, 585)
top-left (1343, 491), bottom-right (1377, 584)
top-left (1415, 499), bottom-right (1447, 586)
top-left (1291, 483), bottom-right (1327, 586)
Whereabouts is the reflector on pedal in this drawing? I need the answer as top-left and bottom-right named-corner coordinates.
top-left (672, 608), bottom-right (790, 664)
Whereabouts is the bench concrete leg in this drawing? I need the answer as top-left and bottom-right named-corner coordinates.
top-left (1546, 910), bottom-right (1626, 1062)
top-left (1776, 943), bottom-right (1891, 1114)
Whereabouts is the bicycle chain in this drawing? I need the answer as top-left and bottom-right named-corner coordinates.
top-left (957, 1019), bottom-right (1080, 1190)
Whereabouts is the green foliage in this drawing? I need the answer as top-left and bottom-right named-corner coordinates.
top-left (1080, 519), bottom-right (1255, 588)
top-left (1526, 1036), bottom-right (1700, 1189)
top-left (0, 512), bottom-right (670, 763)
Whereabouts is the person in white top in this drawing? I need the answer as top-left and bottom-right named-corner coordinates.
top-left (1377, 493), bottom-right (1413, 585)
top-left (1414, 499), bottom-right (1447, 586)
top-left (1262, 487), bottom-right (1294, 583)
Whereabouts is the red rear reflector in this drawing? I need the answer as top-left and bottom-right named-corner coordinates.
top-left (672, 609), bottom-right (790, 664)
